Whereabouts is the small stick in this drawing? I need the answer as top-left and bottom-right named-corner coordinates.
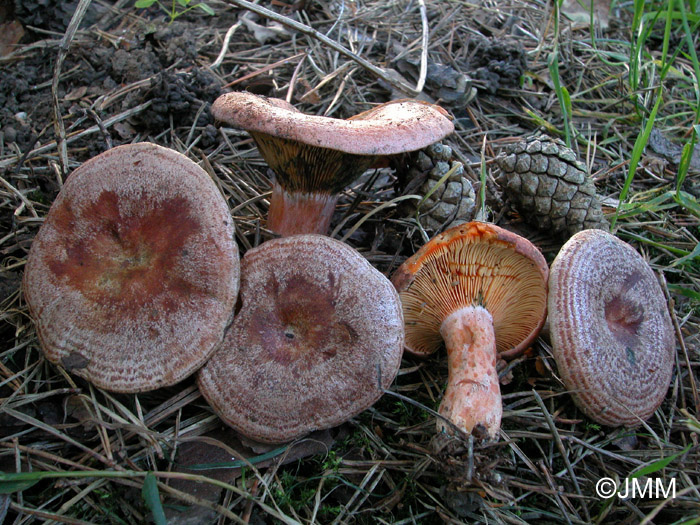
top-left (211, 21), bottom-right (243, 69)
top-left (52, 0), bottom-right (93, 177)
top-left (286, 53), bottom-right (307, 103)
top-left (416, 0), bottom-right (429, 94)
top-left (0, 102), bottom-right (152, 170)
top-left (0, 175), bottom-right (38, 218)
top-left (532, 389), bottom-right (590, 523)
top-left (660, 270), bottom-right (699, 414)
top-left (224, 52), bottom-right (305, 88)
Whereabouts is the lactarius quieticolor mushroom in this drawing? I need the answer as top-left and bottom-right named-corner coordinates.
top-left (548, 229), bottom-right (675, 426)
top-left (197, 234), bottom-right (404, 444)
top-left (23, 143), bottom-right (240, 393)
top-left (211, 92), bottom-right (454, 236)
top-left (392, 222), bottom-right (548, 439)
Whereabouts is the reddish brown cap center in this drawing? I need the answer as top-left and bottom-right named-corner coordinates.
top-left (46, 190), bottom-right (202, 317)
top-left (247, 274), bottom-right (356, 372)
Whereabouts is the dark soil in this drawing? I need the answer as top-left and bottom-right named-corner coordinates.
top-left (1, 9), bottom-right (224, 156)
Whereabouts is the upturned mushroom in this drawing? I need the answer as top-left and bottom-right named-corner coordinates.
top-left (23, 143), bottom-right (240, 393)
top-left (548, 229), bottom-right (675, 426)
top-left (211, 92), bottom-right (454, 236)
top-left (197, 234), bottom-right (404, 443)
top-left (392, 222), bottom-right (549, 439)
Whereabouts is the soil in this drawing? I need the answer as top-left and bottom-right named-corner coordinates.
top-left (0, 15), bottom-right (221, 153)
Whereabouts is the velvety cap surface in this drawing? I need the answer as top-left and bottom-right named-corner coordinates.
top-left (198, 234), bottom-right (404, 443)
top-left (392, 222), bottom-right (549, 357)
top-left (211, 92), bottom-right (454, 155)
top-left (23, 143), bottom-right (240, 392)
top-left (548, 229), bottom-right (675, 426)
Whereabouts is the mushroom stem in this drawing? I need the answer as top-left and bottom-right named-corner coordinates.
top-left (267, 181), bottom-right (339, 236)
top-left (438, 305), bottom-right (502, 439)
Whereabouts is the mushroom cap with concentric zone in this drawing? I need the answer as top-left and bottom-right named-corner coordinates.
top-left (548, 229), bottom-right (675, 426)
top-left (197, 234), bottom-right (404, 444)
top-left (211, 92), bottom-right (455, 156)
top-left (23, 143), bottom-right (240, 393)
top-left (392, 221), bottom-right (549, 358)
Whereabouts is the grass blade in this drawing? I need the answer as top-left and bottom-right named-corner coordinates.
top-left (142, 472), bottom-right (167, 525)
top-left (629, 445), bottom-right (692, 478)
top-left (0, 477), bottom-right (40, 495)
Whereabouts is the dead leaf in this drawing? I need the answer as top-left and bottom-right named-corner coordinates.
top-left (535, 356), bottom-right (547, 376)
top-left (64, 86), bottom-right (88, 101)
top-left (561, 0), bottom-right (611, 30)
top-left (164, 426), bottom-right (343, 523)
top-left (61, 352), bottom-right (89, 370)
top-left (0, 20), bottom-right (24, 57)
top-left (241, 13), bottom-right (291, 45)
top-left (113, 121), bottom-right (136, 140)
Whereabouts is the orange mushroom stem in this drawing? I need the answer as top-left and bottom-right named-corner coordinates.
top-left (267, 183), bottom-right (339, 236)
top-left (439, 306), bottom-right (501, 437)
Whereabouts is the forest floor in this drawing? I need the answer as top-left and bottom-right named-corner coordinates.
top-left (0, 0), bottom-right (698, 523)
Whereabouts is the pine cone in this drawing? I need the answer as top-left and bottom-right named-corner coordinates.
top-left (496, 135), bottom-right (608, 237)
top-left (399, 143), bottom-right (476, 232)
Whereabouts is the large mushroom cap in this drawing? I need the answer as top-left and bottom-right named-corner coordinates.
top-left (23, 143), bottom-right (240, 393)
top-left (211, 92), bottom-right (454, 156)
top-left (197, 234), bottom-right (404, 444)
top-left (392, 221), bottom-right (549, 358)
top-left (548, 229), bottom-right (675, 426)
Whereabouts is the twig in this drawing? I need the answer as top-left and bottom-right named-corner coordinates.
top-left (224, 0), bottom-right (419, 96)
top-left (52, 0), bottom-right (93, 177)
top-left (532, 389), bottom-right (590, 523)
top-left (0, 175), bottom-right (39, 218)
top-left (211, 21), bottom-right (243, 69)
top-left (416, 0), bottom-right (429, 94)
top-left (223, 53), bottom-right (306, 88)
top-left (659, 270), bottom-right (699, 415)
top-left (3, 407), bottom-right (120, 470)
top-left (286, 54), bottom-right (307, 103)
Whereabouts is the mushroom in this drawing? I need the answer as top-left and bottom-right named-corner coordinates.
top-left (392, 222), bottom-right (549, 439)
top-left (548, 229), bottom-right (675, 426)
top-left (197, 234), bottom-right (404, 444)
top-left (23, 143), bottom-right (240, 393)
top-left (211, 92), bottom-right (454, 236)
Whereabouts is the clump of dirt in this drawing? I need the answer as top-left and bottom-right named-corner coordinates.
top-left (133, 68), bottom-right (222, 144)
top-left (466, 37), bottom-right (528, 94)
top-left (0, 60), bottom-right (43, 150)
top-left (14, 0), bottom-right (104, 36)
top-left (149, 22), bottom-right (202, 65)
top-left (109, 47), bottom-right (161, 84)
top-left (0, 16), bottom-right (221, 156)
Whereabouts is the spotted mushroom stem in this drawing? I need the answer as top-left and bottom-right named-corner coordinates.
top-left (267, 181), bottom-right (339, 236)
top-left (438, 305), bottom-right (502, 439)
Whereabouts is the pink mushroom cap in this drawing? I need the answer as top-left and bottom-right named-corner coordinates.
top-left (548, 229), bottom-right (675, 426)
top-left (23, 143), bottom-right (240, 393)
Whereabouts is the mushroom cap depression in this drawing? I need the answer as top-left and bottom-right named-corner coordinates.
top-left (197, 234), bottom-right (404, 444)
top-left (392, 221), bottom-right (549, 358)
top-left (548, 229), bottom-right (675, 426)
top-left (211, 92), bottom-right (454, 157)
top-left (23, 143), bottom-right (240, 393)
